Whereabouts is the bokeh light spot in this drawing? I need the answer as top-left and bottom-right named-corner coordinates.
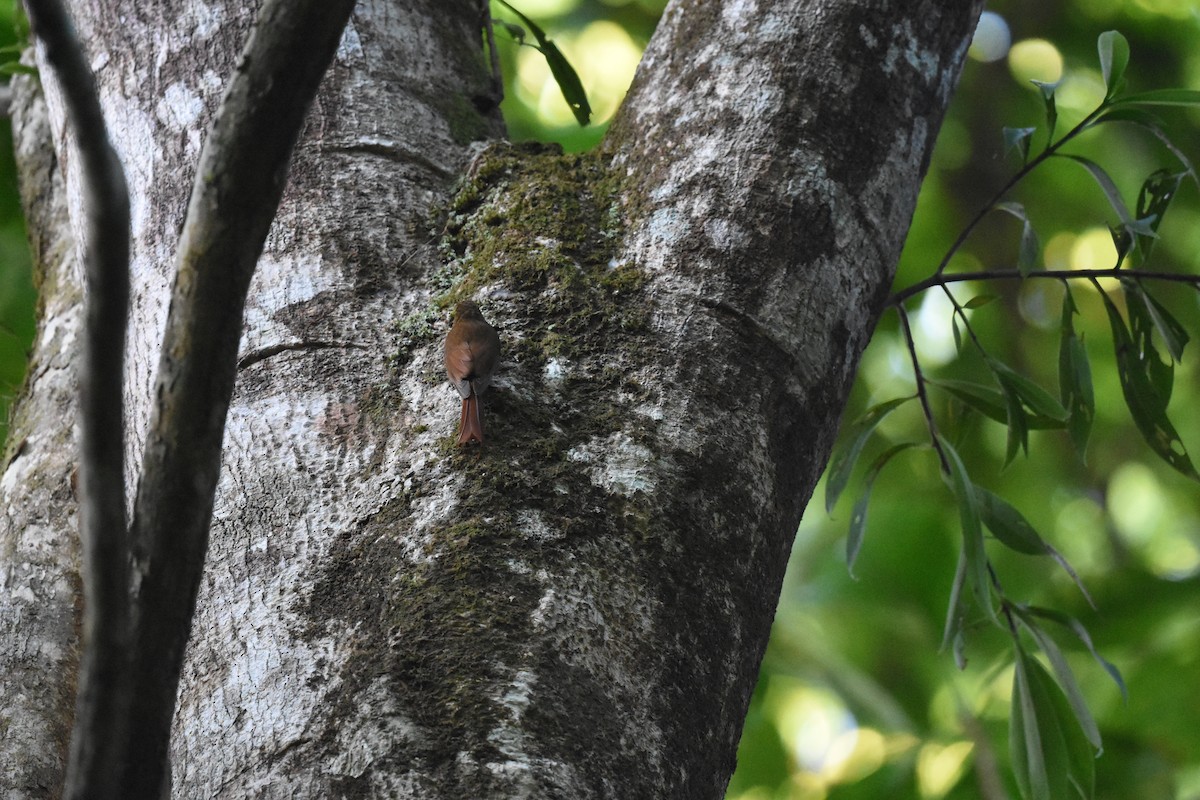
top-left (1008, 39), bottom-right (1064, 87)
top-left (969, 12), bottom-right (1011, 63)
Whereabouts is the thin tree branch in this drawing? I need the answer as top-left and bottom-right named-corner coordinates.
top-left (890, 266), bottom-right (1200, 307)
top-left (896, 306), bottom-right (950, 475)
top-left (932, 109), bottom-right (1102, 277)
top-left (122, 0), bottom-right (355, 794)
top-left (25, 1), bottom-right (132, 798)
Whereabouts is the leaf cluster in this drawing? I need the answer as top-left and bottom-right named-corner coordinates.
top-left (827, 31), bottom-right (1200, 800)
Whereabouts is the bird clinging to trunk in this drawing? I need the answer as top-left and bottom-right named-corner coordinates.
top-left (443, 300), bottom-right (501, 445)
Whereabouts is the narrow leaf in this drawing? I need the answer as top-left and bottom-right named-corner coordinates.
top-left (1109, 88), bottom-right (1200, 108)
top-left (539, 40), bottom-right (592, 126)
top-left (1025, 605), bottom-right (1128, 702)
top-left (989, 358), bottom-right (1070, 421)
top-left (825, 396), bottom-right (913, 512)
top-left (845, 443), bottom-right (918, 576)
top-left (0, 62), bottom-right (37, 76)
top-left (933, 379), bottom-right (1065, 430)
top-left (976, 487), bottom-right (1050, 555)
top-left (939, 436), bottom-right (995, 623)
top-left (494, 18), bottom-right (527, 43)
top-left (1004, 127), bottom-right (1037, 163)
top-left (1109, 223), bottom-right (1133, 269)
top-left (995, 201), bottom-right (1041, 273)
top-left (1018, 612), bottom-right (1103, 749)
top-left (1098, 30), bottom-right (1130, 99)
top-left (1094, 106), bottom-right (1199, 188)
top-left (1031, 79), bottom-right (1060, 144)
top-left (942, 550), bottom-right (969, 660)
top-left (1019, 219), bottom-right (1041, 275)
top-left (1024, 650), bottom-right (1094, 799)
top-left (1059, 289), bottom-right (1095, 458)
top-left (1099, 289), bottom-right (1198, 479)
top-left (1060, 155), bottom-right (1146, 236)
top-left (495, 0), bottom-right (591, 126)
top-left (977, 487), bottom-right (1094, 605)
top-left (1012, 648), bottom-right (1053, 800)
top-left (1136, 284), bottom-right (1189, 362)
top-left (964, 294), bottom-right (998, 310)
top-left (1000, 378), bottom-right (1030, 464)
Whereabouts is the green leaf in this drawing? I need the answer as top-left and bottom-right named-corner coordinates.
top-left (539, 40), bottom-right (591, 126)
top-left (1060, 155), bottom-right (1152, 239)
top-left (825, 396), bottom-right (912, 513)
top-left (1109, 88), bottom-right (1200, 108)
top-left (942, 550), bottom-right (969, 663)
top-left (977, 488), bottom-right (1093, 605)
top-left (989, 358), bottom-right (1070, 421)
top-left (1059, 289), bottom-right (1095, 459)
top-left (1001, 378), bottom-right (1029, 465)
top-left (1097, 30), bottom-right (1130, 99)
top-left (996, 201), bottom-right (1042, 274)
top-left (1029, 649), bottom-right (1097, 799)
top-left (1011, 646), bottom-right (1097, 800)
top-left (1122, 283), bottom-right (1174, 408)
top-left (1099, 289), bottom-right (1199, 480)
top-left (0, 61), bottom-right (36, 76)
top-left (1031, 80), bottom-right (1060, 144)
top-left (939, 436), bottom-right (994, 623)
top-left (494, 0), bottom-right (591, 126)
top-left (1011, 648), bottom-right (1058, 800)
top-left (1017, 611), bottom-right (1103, 750)
top-left (1093, 107), bottom-right (1198, 188)
top-left (985, 357), bottom-right (1070, 465)
top-left (951, 315), bottom-right (963, 353)
top-left (845, 443), bottom-right (918, 577)
top-left (976, 487), bottom-right (1047, 555)
top-left (1128, 282), bottom-right (1189, 362)
top-left (1108, 223), bottom-right (1133, 269)
top-left (1132, 169), bottom-right (1186, 263)
top-left (495, 18), bottom-right (527, 43)
top-left (1024, 605), bottom-right (1128, 702)
top-left (1004, 126), bottom-right (1037, 163)
top-left (964, 294), bottom-right (998, 309)
top-left (1018, 220), bottom-right (1042, 275)
top-left (932, 379), bottom-right (1065, 430)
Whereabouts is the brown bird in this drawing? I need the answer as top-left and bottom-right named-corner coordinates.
top-left (444, 300), bottom-right (501, 445)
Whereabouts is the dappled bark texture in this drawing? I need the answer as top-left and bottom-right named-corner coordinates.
top-left (0, 0), bottom-right (981, 797)
top-left (0, 77), bottom-right (81, 799)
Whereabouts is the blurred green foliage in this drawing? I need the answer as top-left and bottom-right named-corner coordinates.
top-left (493, 1), bottom-right (1200, 798)
top-left (0, 0), bottom-right (33, 445)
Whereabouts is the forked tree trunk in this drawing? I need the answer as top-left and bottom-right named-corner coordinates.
top-left (0, 1), bottom-right (982, 796)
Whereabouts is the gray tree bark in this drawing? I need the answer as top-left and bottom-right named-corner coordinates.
top-left (0, 0), bottom-right (982, 797)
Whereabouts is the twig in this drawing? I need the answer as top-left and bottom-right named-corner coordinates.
top-left (25, 1), bottom-right (132, 798)
top-left (933, 109), bottom-right (1102, 277)
top-left (896, 306), bottom-right (950, 475)
top-left (122, 0), bottom-right (355, 794)
top-left (890, 266), bottom-right (1200, 307)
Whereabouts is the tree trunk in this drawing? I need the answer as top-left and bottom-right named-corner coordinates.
top-left (0, 0), bottom-right (982, 797)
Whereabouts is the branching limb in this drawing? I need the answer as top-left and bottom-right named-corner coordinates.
top-left (122, 0), bottom-right (355, 793)
top-left (890, 265), bottom-right (1200, 306)
top-left (933, 109), bottom-right (1103, 277)
top-left (25, 1), bottom-right (132, 798)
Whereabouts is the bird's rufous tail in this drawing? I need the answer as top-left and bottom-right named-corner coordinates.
top-left (457, 394), bottom-right (484, 445)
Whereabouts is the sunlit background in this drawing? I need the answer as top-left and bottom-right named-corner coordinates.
top-left (2, 2), bottom-right (1199, 798)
